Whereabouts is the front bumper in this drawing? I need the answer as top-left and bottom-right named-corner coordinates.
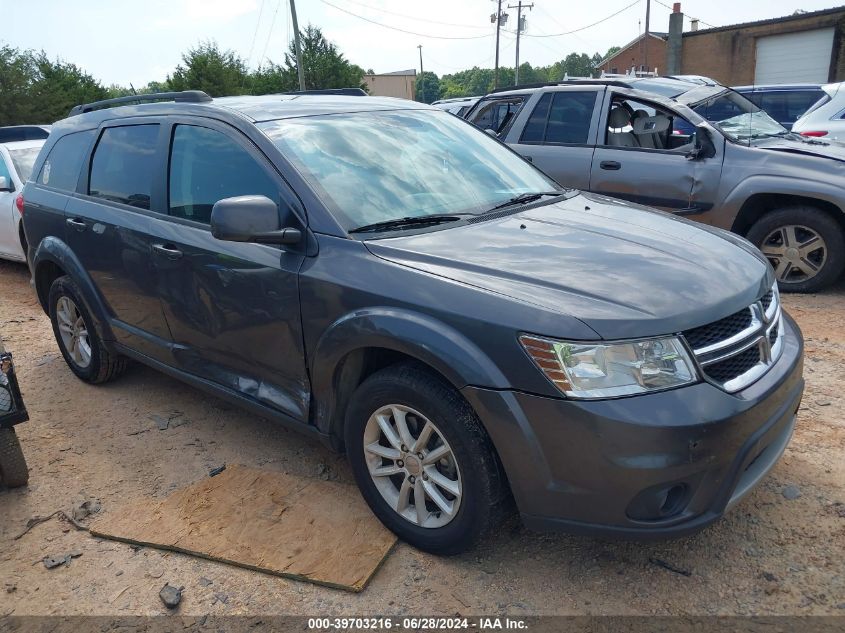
top-left (462, 312), bottom-right (804, 539)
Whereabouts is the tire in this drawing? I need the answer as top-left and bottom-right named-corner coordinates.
top-left (746, 207), bottom-right (845, 293)
top-left (0, 427), bottom-right (29, 488)
top-left (344, 362), bottom-right (508, 555)
top-left (48, 276), bottom-right (127, 384)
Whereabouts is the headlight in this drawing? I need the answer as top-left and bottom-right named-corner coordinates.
top-left (519, 334), bottom-right (698, 399)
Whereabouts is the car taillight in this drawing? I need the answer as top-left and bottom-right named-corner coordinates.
top-left (800, 130), bottom-right (828, 137)
top-left (15, 193), bottom-right (24, 215)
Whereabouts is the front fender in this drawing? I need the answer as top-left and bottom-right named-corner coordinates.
top-left (309, 307), bottom-right (509, 437)
top-left (32, 236), bottom-right (115, 342)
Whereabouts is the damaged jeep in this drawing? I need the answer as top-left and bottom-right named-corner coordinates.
top-left (469, 77), bottom-right (845, 292)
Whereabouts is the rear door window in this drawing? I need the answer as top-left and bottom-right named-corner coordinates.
top-left (37, 130), bottom-right (96, 192)
top-left (88, 125), bottom-right (160, 209)
top-left (520, 91), bottom-right (597, 144)
top-left (168, 125), bottom-right (279, 224)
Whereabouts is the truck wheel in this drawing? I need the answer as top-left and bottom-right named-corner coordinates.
top-left (48, 276), bottom-right (127, 384)
top-left (747, 207), bottom-right (845, 293)
top-left (0, 427), bottom-right (29, 488)
top-left (345, 362), bottom-right (509, 555)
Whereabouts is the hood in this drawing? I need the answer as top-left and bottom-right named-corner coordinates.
top-left (752, 136), bottom-right (845, 163)
top-left (365, 193), bottom-right (772, 340)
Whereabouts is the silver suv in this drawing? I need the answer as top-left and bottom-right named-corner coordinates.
top-left (467, 78), bottom-right (845, 293)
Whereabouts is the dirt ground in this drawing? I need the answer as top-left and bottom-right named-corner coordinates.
top-left (0, 258), bottom-right (843, 617)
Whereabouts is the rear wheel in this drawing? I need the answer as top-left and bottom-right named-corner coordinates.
top-left (747, 207), bottom-right (845, 293)
top-left (48, 276), bottom-right (127, 384)
top-left (345, 363), bottom-right (508, 554)
top-left (0, 427), bottom-right (28, 488)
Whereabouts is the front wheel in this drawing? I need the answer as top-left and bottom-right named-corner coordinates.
top-left (747, 207), bottom-right (845, 293)
top-left (345, 363), bottom-right (508, 555)
top-left (0, 427), bottom-right (29, 488)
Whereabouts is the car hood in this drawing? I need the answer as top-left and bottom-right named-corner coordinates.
top-left (365, 193), bottom-right (772, 340)
top-left (752, 136), bottom-right (845, 163)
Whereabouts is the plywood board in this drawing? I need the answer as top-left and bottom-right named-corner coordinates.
top-left (89, 464), bottom-right (396, 592)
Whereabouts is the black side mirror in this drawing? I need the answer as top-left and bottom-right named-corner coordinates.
top-left (687, 125), bottom-right (715, 161)
top-left (211, 195), bottom-right (301, 245)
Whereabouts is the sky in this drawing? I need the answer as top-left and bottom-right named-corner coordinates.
top-left (3, 0), bottom-right (841, 87)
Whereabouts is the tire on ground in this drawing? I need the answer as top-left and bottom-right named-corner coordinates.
top-left (344, 361), bottom-right (509, 555)
top-left (0, 427), bottom-right (29, 488)
top-left (48, 275), bottom-right (127, 384)
top-left (747, 206), bottom-right (845, 293)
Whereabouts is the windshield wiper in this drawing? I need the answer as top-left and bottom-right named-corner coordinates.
top-left (349, 214), bottom-right (464, 234)
top-left (484, 191), bottom-right (564, 213)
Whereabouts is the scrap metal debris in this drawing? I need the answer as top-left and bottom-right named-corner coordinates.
top-left (72, 498), bottom-right (102, 522)
top-left (209, 464), bottom-right (226, 477)
top-left (159, 583), bottom-right (184, 609)
top-left (43, 551), bottom-right (82, 570)
top-left (648, 557), bottom-right (692, 577)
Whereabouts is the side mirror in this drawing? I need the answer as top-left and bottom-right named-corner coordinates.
top-left (686, 125), bottom-right (715, 161)
top-left (0, 176), bottom-right (11, 192)
top-left (484, 128), bottom-right (498, 136)
top-left (210, 195), bottom-right (301, 246)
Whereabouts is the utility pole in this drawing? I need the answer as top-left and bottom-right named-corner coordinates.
top-left (492, 0), bottom-right (504, 89)
top-left (289, 0), bottom-right (306, 91)
top-left (643, 0), bottom-right (651, 74)
top-left (508, 1), bottom-right (532, 85)
top-left (417, 44), bottom-right (424, 102)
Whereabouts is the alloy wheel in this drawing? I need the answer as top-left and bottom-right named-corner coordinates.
top-left (56, 296), bottom-right (92, 368)
top-left (759, 224), bottom-right (827, 284)
top-left (363, 404), bottom-right (462, 528)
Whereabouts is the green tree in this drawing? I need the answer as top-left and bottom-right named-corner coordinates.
top-left (0, 45), bottom-right (38, 125)
top-left (273, 25), bottom-right (366, 92)
top-left (168, 41), bottom-right (250, 97)
top-left (415, 71), bottom-right (440, 103)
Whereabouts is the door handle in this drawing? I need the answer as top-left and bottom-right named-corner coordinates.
top-left (66, 218), bottom-right (87, 231)
top-left (600, 160), bottom-right (621, 170)
top-left (152, 243), bottom-right (183, 260)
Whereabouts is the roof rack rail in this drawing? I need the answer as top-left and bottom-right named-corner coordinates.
top-left (280, 88), bottom-right (367, 96)
top-left (488, 79), bottom-right (633, 94)
top-left (68, 90), bottom-right (213, 117)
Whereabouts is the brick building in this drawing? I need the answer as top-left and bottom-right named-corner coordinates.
top-left (594, 4), bottom-right (845, 85)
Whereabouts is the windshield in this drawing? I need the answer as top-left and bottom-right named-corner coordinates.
top-left (260, 109), bottom-right (559, 231)
top-left (692, 90), bottom-right (788, 141)
top-left (8, 147), bottom-right (41, 182)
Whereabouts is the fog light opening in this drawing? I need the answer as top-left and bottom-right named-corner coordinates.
top-left (660, 484), bottom-right (688, 518)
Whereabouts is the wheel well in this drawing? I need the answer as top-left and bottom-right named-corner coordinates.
top-left (732, 194), bottom-right (845, 237)
top-left (34, 260), bottom-right (66, 313)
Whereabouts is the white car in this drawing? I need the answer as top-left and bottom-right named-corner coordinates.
top-left (431, 97), bottom-right (479, 118)
top-left (791, 82), bottom-right (845, 141)
top-left (0, 134), bottom-right (46, 262)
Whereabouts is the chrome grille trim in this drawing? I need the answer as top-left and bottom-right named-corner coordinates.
top-left (683, 284), bottom-right (782, 393)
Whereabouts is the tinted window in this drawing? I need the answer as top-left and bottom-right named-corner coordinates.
top-left (545, 92), bottom-right (596, 144)
top-left (756, 90), bottom-right (825, 126)
top-left (0, 156), bottom-right (10, 184)
top-left (0, 126), bottom-right (49, 143)
top-left (169, 125), bottom-right (279, 224)
top-left (520, 93), bottom-right (552, 143)
top-left (89, 125), bottom-right (159, 209)
top-left (470, 97), bottom-right (525, 135)
top-left (38, 130), bottom-right (96, 192)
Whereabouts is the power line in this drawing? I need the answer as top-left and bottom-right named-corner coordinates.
top-left (245, 0), bottom-right (267, 70)
top-left (332, 0), bottom-right (489, 30)
top-left (319, 0), bottom-right (493, 40)
top-left (520, 0), bottom-right (642, 37)
top-left (259, 0), bottom-right (282, 65)
top-left (651, 0), bottom-right (716, 28)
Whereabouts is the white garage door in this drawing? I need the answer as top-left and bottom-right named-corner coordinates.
top-left (755, 28), bottom-right (834, 84)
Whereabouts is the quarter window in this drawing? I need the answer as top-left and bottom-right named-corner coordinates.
top-left (37, 130), bottom-right (96, 192)
top-left (168, 125), bottom-right (279, 224)
top-left (89, 125), bottom-right (159, 209)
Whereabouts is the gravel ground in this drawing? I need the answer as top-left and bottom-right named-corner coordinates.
top-left (0, 258), bottom-right (843, 617)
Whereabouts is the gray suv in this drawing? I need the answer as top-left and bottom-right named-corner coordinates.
top-left (23, 91), bottom-right (803, 553)
top-left (468, 78), bottom-right (845, 293)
